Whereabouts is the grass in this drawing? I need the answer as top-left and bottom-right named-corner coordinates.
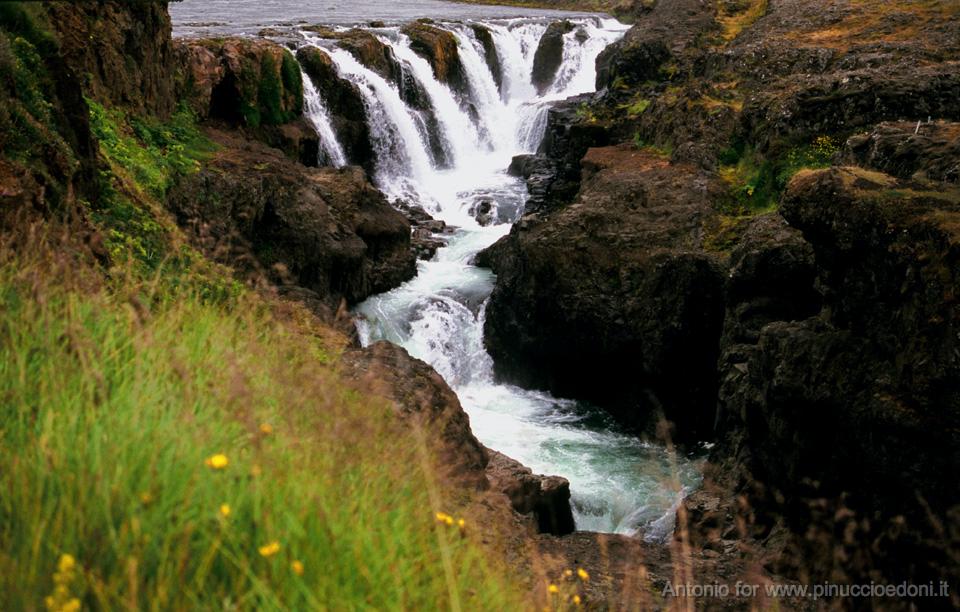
top-left (0, 219), bottom-right (531, 611)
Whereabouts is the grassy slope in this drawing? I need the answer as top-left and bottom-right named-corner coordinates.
top-left (0, 7), bottom-right (534, 610)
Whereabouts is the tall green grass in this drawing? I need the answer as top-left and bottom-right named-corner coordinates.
top-left (0, 229), bottom-right (528, 611)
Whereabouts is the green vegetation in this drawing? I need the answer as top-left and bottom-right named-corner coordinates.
top-left (0, 6), bottom-right (77, 207)
top-left (718, 135), bottom-right (839, 213)
top-left (86, 99), bottom-right (217, 269)
top-left (624, 97), bottom-right (651, 118)
top-left (0, 232), bottom-right (527, 611)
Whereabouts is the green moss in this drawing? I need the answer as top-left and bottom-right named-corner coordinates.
top-left (280, 50), bottom-right (303, 113)
top-left (625, 97), bottom-right (651, 117)
top-left (257, 53), bottom-right (286, 126)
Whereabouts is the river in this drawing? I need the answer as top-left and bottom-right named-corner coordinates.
top-left (171, 0), bottom-right (702, 538)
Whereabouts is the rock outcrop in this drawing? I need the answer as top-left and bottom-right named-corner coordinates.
top-left (531, 20), bottom-right (574, 95)
top-left (48, 0), bottom-right (176, 118)
top-left (175, 38), bottom-right (303, 128)
top-left (709, 167), bottom-right (960, 588)
top-left (340, 341), bottom-right (490, 489)
top-left (481, 145), bottom-right (727, 439)
top-left (166, 129), bottom-right (416, 310)
top-left (401, 21), bottom-right (467, 95)
top-left (843, 121), bottom-right (960, 183)
top-left (485, 451), bottom-right (575, 535)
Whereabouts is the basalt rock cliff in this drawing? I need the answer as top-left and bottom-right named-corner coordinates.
top-left (480, 0), bottom-right (960, 598)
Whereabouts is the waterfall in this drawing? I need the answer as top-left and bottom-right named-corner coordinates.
top-left (323, 47), bottom-right (436, 201)
top-left (380, 34), bottom-right (480, 167)
top-left (301, 69), bottom-right (348, 168)
top-left (299, 17), bottom-right (701, 538)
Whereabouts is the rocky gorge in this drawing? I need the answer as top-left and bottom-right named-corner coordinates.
top-left (2, 0), bottom-right (959, 608)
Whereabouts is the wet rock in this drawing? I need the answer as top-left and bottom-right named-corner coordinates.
top-left (166, 129), bottom-right (416, 307)
top-left (396, 201), bottom-right (451, 260)
top-left (402, 21), bottom-right (468, 95)
top-left (485, 451), bottom-right (575, 535)
top-left (842, 121), bottom-right (960, 183)
top-left (340, 342), bottom-right (489, 489)
top-left (481, 146), bottom-right (727, 440)
top-left (471, 24), bottom-right (503, 93)
top-left (468, 200), bottom-right (495, 226)
top-left (175, 38), bottom-right (303, 128)
top-left (297, 46), bottom-right (375, 171)
top-left (531, 20), bottom-right (574, 95)
top-left (334, 28), bottom-right (404, 86)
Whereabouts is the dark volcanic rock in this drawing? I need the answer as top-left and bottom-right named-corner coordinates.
top-left (595, 0), bottom-right (711, 90)
top-left (333, 28), bottom-right (403, 85)
top-left (297, 46), bottom-right (375, 171)
top-left (481, 145), bottom-right (727, 439)
top-left (531, 20), bottom-right (574, 96)
top-left (166, 129), bottom-right (416, 308)
top-left (340, 342), bottom-right (489, 489)
top-left (843, 121), bottom-right (960, 183)
top-left (49, 1), bottom-right (176, 118)
top-left (485, 451), bottom-right (575, 535)
top-left (401, 21), bottom-right (468, 95)
top-left (712, 166), bottom-right (960, 586)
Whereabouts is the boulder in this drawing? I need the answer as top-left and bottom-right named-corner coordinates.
top-left (485, 451), bottom-right (575, 535)
top-left (531, 20), bottom-right (574, 95)
top-left (166, 129), bottom-right (416, 308)
top-left (480, 145), bottom-right (727, 439)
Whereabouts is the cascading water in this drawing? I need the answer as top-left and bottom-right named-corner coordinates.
top-left (300, 16), bottom-right (702, 538)
top-left (301, 69), bottom-right (348, 168)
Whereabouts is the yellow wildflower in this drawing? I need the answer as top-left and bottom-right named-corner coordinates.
top-left (547, 584), bottom-right (559, 594)
top-left (291, 560), bottom-right (305, 576)
top-left (457, 518), bottom-right (466, 529)
top-left (140, 492), bottom-right (153, 506)
top-left (259, 423), bottom-right (274, 435)
top-left (205, 454), bottom-right (229, 470)
top-left (61, 599), bottom-right (81, 612)
top-left (219, 504), bottom-right (231, 518)
top-left (577, 568), bottom-right (590, 582)
top-left (573, 594), bottom-right (582, 606)
top-left (58, 554), bottom-right (76, 574)
top-left (435, 512), bottom-right (449, 522)
top-left (563, 569), bottom-right (574, 578)
top-left (258, 541), bottom-right (281, 558)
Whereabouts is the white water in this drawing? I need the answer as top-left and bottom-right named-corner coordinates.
top-left (301, 17), bottom-right (701, 537)
top-left (301, 69), bottom-right (348, 167)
